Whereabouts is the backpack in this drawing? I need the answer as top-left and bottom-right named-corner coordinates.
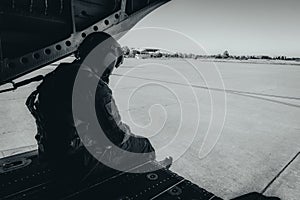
top-left (26, 63), bottom-right (82, 161)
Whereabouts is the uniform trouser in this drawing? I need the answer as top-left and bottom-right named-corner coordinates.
top-left (117, 136), bottom-right (156, 166)
top-left (38, 135), bottom-right (156, 186)
top-left (39, 135), bottom-right (155, 160)
top-left (120, 136), bottom-right (155, 155)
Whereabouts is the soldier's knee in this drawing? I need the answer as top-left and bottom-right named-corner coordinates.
top-left (142, 138), bottom-right (155, 154)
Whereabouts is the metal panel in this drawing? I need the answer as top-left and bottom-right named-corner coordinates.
top-left (0, 0), bottom-right (171, 85)
top-left (0, 150), bottom-right (222, 200)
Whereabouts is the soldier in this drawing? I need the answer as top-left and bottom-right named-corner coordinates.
top-left (26, 32), bottom-right (172, 175)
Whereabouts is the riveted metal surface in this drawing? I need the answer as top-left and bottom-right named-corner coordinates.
top-left (0, 0), bottom-right (171, 85)
top-left (0, 151), bottom-right (222, 200)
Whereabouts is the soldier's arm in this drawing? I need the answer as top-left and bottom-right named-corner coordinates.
top-left (95, 82), bottom-right (134, 145)
top-left (105, 96), bottom-right (135, 144)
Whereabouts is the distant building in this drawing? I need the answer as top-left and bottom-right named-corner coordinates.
top-left (135, 48), bottom-right (161, 59)
top-left (257, 55), bottom-right (272, 60)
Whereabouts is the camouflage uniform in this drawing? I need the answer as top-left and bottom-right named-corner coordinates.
top-left (27, 62), bottom-right (155, 169)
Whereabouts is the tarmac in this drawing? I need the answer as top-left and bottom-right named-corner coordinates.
top-left (0, 57), bottom-right (299, 199)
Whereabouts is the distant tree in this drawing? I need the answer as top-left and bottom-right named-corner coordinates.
top-left (250, 56), bottom-right (258, 59)
top-left (190, 53), bottom-right (197, 59)
top-left (261, 55), bottom-right (272, 60)
top-left (173, 53), bottom-right (179, 58)
top-left (195, 55), bottom-right (202, 59)
top-left (215, 54), bottom-right (222, 59)
top-left (223, 50), bottom-right (230, 58)
top-left (240, 56), bottom-right (248, 60)
top-left (178, 53), bottom-right (184, 58)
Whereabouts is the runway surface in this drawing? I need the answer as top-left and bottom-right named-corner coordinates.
top-left (0, 57), bottom-right (299, 199)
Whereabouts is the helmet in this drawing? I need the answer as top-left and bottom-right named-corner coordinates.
top-left (76, 32), bottom-right (124, 83)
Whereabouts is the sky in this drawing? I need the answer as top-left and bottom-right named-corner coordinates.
top-left (119, 0), bottom-right (300, 57)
